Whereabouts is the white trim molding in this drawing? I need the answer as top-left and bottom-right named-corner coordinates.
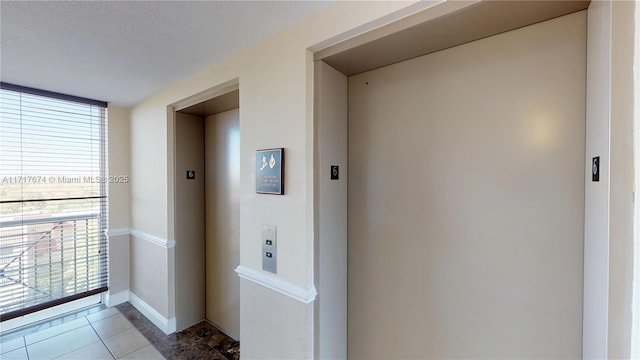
top-left (235, 265), bottom-right (317, 304)
top-left (129, 291), bottom-right (176, 335)
top-left (107, 228), bottom-right (130, 237)
top-left (129, 229), bottom-right (176, 248)
top-left (104, 289), bottom-right (130, 307)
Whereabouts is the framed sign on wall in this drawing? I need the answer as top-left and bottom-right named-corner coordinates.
top-left (256, 148), bottom-right (284, 195)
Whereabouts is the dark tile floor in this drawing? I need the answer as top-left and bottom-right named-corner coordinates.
top-left (116, 302), bottom-right (240, 360)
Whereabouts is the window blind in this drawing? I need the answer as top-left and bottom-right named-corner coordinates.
top-left (0, 83), bottom-right (108, 321)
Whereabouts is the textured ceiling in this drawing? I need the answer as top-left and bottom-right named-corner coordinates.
top-left (0, 1), bottom-right (332, 107)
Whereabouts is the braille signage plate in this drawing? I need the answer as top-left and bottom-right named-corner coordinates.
top-left (256, 148), bottom-right (285, 194)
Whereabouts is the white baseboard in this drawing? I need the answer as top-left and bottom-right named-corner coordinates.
top-left (129, 291), bottom-right (176, 335)
top-left (105, 290), bottom-right (130, 307)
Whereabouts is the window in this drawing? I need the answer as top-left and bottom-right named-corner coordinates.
top-left (0, 83), bottom-right (108, 321)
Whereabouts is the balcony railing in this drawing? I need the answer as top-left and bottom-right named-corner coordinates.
top-left (0, 212), bottom-right (103, 316)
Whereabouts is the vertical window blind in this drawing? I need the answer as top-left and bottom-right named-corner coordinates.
top-left (0, 83), bottom-right (108, 321)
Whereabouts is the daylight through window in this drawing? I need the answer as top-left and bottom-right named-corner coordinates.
top-left (0, 83), bottom-right (108, 321)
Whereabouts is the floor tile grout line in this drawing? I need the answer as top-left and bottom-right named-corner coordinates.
top-left (116, 303), bottom-right (239, 360)
top-left (8, 308), bottom-right (117, 358)
top-left (0, 304), bottom-right (106, 341)
top-left (87, 309), bottom-right (121, 325)
top-left (114, 306), bottom-right (167, 359)
top-left (44, 324), bottom-right (104, 360)
top-left (0, 337), bottom-right (28, 359)
top-left (90, 312), bottom-right (148, 359)
top-left (22, 317), bottom-right (90, 347)
top-left (87, 316), bottom-right (117, 360)
top-left (9, 304), bottom-right (237, 360)
top-left (4, 307), bottom-right (127, 360)
top-left (23, 335), bottom-right (30, 360)
top-left (111, 326), bottom-right (151, 359)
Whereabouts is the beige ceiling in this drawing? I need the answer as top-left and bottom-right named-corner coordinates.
top-left (0, 1), bottom-right (332, 107)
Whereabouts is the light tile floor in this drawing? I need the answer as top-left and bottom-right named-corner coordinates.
top-left (0, 308), bottom-right (165, 360)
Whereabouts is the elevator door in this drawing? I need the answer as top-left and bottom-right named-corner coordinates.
top-left (205, 108), bottom-right (240, 339)
top-left (348, 12), bottom-right (586, 358)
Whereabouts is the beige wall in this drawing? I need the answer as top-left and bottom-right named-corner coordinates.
top-left (174, 112), bottom-right (206, 331)
top-left (313, 61), bottom-right (348, 359)
top-left (583, 1), bottom-right (611, 357)
top-left (107, 105), bottom-right (131, 230)
top-left (634, 3), bottom-right (640, 356)
top-left (130, 0), bottom-right (425, 285)
top-left (128, 1), bottom-right (427, 357)
top-left (107, 233), bottom-right (129, 295)
top-left (348, 12), bottom-right (585, 358)
top-left (608, 1), bottom-right (636, 357)
top-left (129, 236), bottom-right (170, 318)
top-left (107, 105), bottom-right (130, 295)
top-left (130, 104), bottom-right (167, 237)
top-left (583, 1), bottom-right (637, 358)
top-left (205, 108), bottom-right (240, 339)
top-left (240, 279), bottom-right (314, 359)
top-left (123, 0), bottom-right (638, 357)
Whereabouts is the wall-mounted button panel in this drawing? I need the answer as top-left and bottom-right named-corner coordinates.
top-left (262, 224), bottom-right (277, 273)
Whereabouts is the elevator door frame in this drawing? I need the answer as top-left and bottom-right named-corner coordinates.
top-left (169, 78), bottom-right (240, 334)
top-left (312, 1), bottom-right (612, 358)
